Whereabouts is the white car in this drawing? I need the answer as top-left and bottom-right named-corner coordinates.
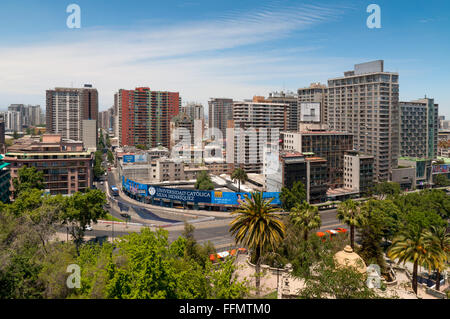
top-left (85, 225), bottom-right (93, 231)
top-left (100, 181), bottom-right (104, 185)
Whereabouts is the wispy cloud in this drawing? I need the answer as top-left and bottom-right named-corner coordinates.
top-left (0, 2), bottom-right (350, 109)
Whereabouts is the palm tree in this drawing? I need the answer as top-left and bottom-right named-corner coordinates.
top-left (231, 168), bottom-right (248, 193)
top-left (230, 192), bottom-right (285, 296)
top-left (337, 199), bottom-right (363, 250)
top-left (387, 227), bottom-right (429, 294)
top-left (423, 226), bottom-right (450, 291)
top-left (290, 201), bottom-right (321, 242)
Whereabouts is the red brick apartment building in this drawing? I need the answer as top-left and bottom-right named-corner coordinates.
top-left (116, 87), bottom-right (179, 149)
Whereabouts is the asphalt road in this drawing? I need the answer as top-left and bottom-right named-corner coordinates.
top-left (92, 164), bottom-right (344, 248)
top-left (88, 209), bottom-right (343, 248)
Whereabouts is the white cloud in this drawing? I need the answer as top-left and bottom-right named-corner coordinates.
top-left (0, 2), bottom-right (349, 110)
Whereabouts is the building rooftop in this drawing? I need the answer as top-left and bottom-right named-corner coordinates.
top-left (345, 150), bottom-right (374, 159)
top-left (399, 157), bottom-right (432, 162)
top-left (306, 157), bottom-right (327, 162)
top-left (282, 130), bottom-right (352, 135)
top-left (437, 157), bottom-right (450, 164)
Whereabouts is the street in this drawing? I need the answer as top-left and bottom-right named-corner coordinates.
top-left (88, 158), bottom-right (345, 248)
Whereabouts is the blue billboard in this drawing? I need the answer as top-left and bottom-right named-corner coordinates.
top-left (148, 186), bottom-right (212, 204)
top-left (122, 177), bottom-right (280, 206)
top-left (135, 154), bottom-right (148, 163)
top-left (123, 155), bottom-right (135, 163)
top-left (211, 191), bottom-right (280, 206)
top-left (123, 177), bottom-right (148, 195)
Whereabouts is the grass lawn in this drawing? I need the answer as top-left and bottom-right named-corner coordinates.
top-left (102, 214), bottom-right (123, 223)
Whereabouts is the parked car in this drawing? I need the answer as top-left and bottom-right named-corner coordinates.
top-left (85, 225), bottom-right (93, 231)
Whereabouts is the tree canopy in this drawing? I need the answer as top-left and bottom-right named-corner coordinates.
top-left (12, 166), bottom-right (45, 199)
top-left (195, 171), bottom-right (215, 191)
top-left (279, 181), bottom-right (307, 211)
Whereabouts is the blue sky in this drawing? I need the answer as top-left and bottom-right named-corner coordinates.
top-left (0, 0), bottom-right (449, 117)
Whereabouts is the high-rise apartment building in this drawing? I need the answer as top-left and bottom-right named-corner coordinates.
top-left (25, 105), bottom-right (42, 127)
top-left (116, 87), bottom-right (180, 149)
top-left (208, 98), bottom-right (233, 142)
top-left (327, 60), bottom-right (399, 182)
top-left (399, 98), bottom-right (438, 159)
top-left (182, 103), bottom-right (204, 121)
top-left (99, 108), bottom-right (113, 131)
top-left (5, 104), bottom-right (42, 130)
top-left (1, 111), bottom-right (23, 132)
top-left (267, 91), bottom-right (298, 131)
top-left (298, 83), bottom-right (328, 128)
top-left (46, 85), bottom-right (98, 141)
top-left (228, 97), bottom-right (289, 173)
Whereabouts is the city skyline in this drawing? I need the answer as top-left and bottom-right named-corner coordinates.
top-left (0, 0), bottom-right (449, 117)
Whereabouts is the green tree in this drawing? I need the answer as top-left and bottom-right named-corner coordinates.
top-left (60, 189), bottom-right (107, 253)
top-left (0, 192), bottom-right (65, 299)
top-left (373, 181), bottom-right (401, 200)
top-left (106, 135), bottom-right (112, 148)
top-left (136, 144), bottom-right (148, 151)
top-left (290, 201), bottom-right (321, 242)
top-left (231, 168), bottom-right (248, 193)
top-left (423, 225), bottom-right (450, 291)
top-left (107, 150), bottom-right (114, 164)
top-left (337, 199), bottom-right (364, 250)
top-left (195, 171), bottom-right (214, 191)
top-left (36, 242), bottom-right (78, 299)
top-left (206, 258), bottom-right (249, 299)
top-left (279, 181), bottom-right (307, 211)
top-left (93, 150), bottom-right (105, 179)
top-left (395, 189), bottom-right (450, 220)
top-left (103, 228), bottom-right (247, 299)
top-left (358, 200), bottom-right (399, 273)
top-left (230, 192), bottom-right (285, 296)
top-left (297, 252), bottom-right (379, 299)
top-left (13, 131), bottom-right (19, 139)
top-left (434, 174), bottom-right (450, 187)
top-left (387, 226), bottom-right (430, 294)
top-left (12, 166), bottom-right (45, 198)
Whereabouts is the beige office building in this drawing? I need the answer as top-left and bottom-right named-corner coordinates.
top-left (343, 151), bottom-right (374, 195)
top-left (327, 60), bottom-right (399, 182)
top-left (228, 97), bottom-right (289, 173)
top-left (298, 82), bottom-right (328, 128)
